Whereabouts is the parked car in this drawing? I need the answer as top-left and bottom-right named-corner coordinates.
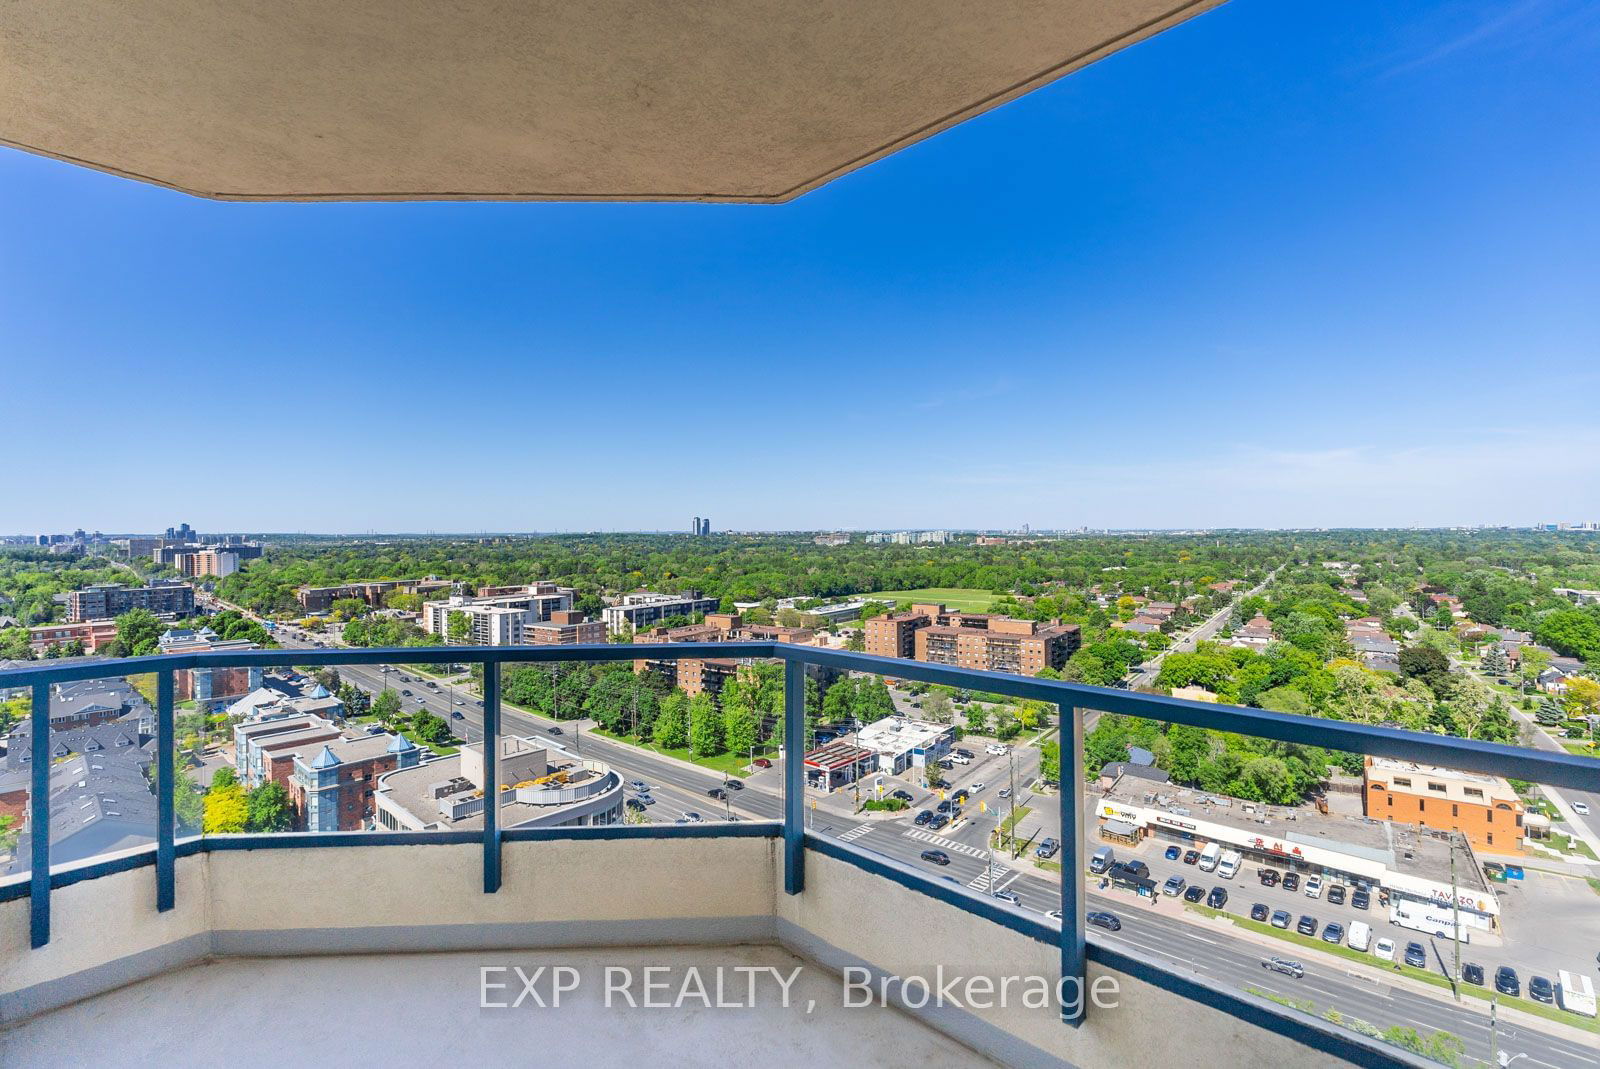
top-left (1350, 889), bottom-right (1370, 911)
top-left (1182, 849), bottom-right (1200, 866)
top-left (1327, 884), bottom-right (1346, 906)
top-left (948, 753), bottom-right (972, 765)
top-left (920, 850), bottom-right (950, 866)
top-left (914, 810), bottom-right (934, 826)
top-left (1404, 943), bottom-right (1427, 969)
top-left (1123, 859), bottom-right (1149, 879)
top-left (1258, 868), bottom-right (1279, 886)
top-left (985, 744), bottom-right (1008, 756)
top-left (1304, 875), bottom-right (1323, 899)
top-left (1529, 975), bottom-right (1554, 1004)
top-left (1035, 837), bottom-right (1060, 860)
top-left (1164, 845), bottom-right (1182, 861)
top-left (956, 748), bottom-right (974, 759)
top-left (1321, 922), bottom-right (1345, 945)
top-left (1270, 910), bottom-right (1291, 930)
top-left (1206, 887), bottom-right (1228, 909)
top-left (1296, 915), bottom-right (1318, 936)
top-left (1163, 875), bottom-right (1186, 897)
top-left (752, 758), bottom-right (773, 769)
top-left (1086, 911), bottom-right (1121, 931)
top-left (1183, 885), bottom-right (1205, 903)
top-left (1250, 903), bottom-right (1269, 922)
top-left (1462, 963), bottom-right (1484, 986)
top-left (1494, 966), bottom-right (1520, 996)
top-left (1261, 957), bottom-right (1305, 978)
top-left (1281, 872), bottom-right (1300, 893)
top-left (1373, 938), bottom-right (1395, 962)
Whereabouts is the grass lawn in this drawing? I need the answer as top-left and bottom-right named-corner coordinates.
top-left (1187, 903), bottom-right (1598, 1034)
top-left (1559, 741), bottom-right (1597, 757)
top-left (865, 588), bottom-right (1001, 612)
top-left (589, 725), bottom-right (776, 777)
top-left (405, 662), bottom-right (465, 679)
top-left (1034, 859), bottom-right (1062, 873)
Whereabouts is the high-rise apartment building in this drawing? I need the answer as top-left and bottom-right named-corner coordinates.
top-left (421, 583), bottom-right (579, 644)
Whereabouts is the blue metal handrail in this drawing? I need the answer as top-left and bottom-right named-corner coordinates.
top-left (3, 641), bottom-right (1597, 1051)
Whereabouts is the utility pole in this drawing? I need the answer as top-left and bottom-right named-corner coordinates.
top-left (1489, 996), bottom-right (1498, 1069)
top-left (1450, 831), bottom-right (1462, 1001)
top-left (1007, 748), bottom-right (1019, 858)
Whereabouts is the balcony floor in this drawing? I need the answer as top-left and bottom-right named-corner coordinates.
top-left (2, 943), bottom-right (997, 1068)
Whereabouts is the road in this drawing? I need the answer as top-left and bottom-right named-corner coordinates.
top-left (1125, 568), bottom-right (1279, 692)
top-left (208, 598), bottom-right (1595, 1065)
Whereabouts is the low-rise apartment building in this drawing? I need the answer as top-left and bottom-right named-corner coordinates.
top-left (293, 733), bottom-right (423, 832)
top-left (523, 610), bottom-right (607, 645)
top-left (157, 627), bottom-right (262, 711)
top-left (1363, 757), bottom-right (1525, 855)
top-left (601, 590), bottom-right (720, 635)
top-left (866, 603), bottom-right (1079, 675)
top-left (67, 580), bottom-right (194, 622)
top-left (421, 583), bottom-right (577, 643)
top-left (26, 619), bottom-right (120, 654)
top-left (633, 612), bottom-right (825, 698)
top-left (295, 578), bottom-right (452, 614)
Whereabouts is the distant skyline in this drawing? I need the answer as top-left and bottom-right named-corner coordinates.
top-left (3, 1), bottom-right (1597, 531)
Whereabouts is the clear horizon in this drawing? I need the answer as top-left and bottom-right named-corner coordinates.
top-left (3, 0), bottom-right (1597, 532)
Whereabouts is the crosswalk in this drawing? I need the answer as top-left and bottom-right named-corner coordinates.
top-left (903, 827), bottom-right (988, 858)
top-left (837, 823), bottom-right (875, 843)
top-left (968, 867), bottom-right (1021, 892)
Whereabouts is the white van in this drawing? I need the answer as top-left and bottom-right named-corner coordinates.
top-left (1347, 922), bottom-right (1373, 953)
top-left (1217, 850), bottom-right (1242, 879)
top-left (1197, 842), bottom-right (1221, 872)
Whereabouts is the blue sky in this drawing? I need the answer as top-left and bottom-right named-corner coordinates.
top-left (3, 0), bottom-right (1597, 533)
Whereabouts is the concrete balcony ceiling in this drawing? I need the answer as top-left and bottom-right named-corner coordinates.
top-left (0, 0), bottom-right (1225, 202)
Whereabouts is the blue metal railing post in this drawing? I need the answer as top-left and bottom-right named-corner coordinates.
top-left (482, 659), bottom-right (501, 893)
top-left (156, 670), bottom-right (175, 912)
top-left (783, 659), bottom-right (804, 895)
top-left (29, 682), bottom-right (50, 947)
top-left (1059, 704), bottom-right (1087, 1026)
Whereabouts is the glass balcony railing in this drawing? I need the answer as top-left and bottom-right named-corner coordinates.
top-left (2, 643), bottom-right (1596, 1066)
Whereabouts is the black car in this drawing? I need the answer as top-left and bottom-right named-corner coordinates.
top-left (1404, 943), bottom-right (1427, 969)
top-left (1462, 963), bottom-right (1484, 986)
top-left (1296, 915), bottom-right (1318, 936)
top-left (400, 689), bottom-right (412, 696)
top-left (913, 809), bottom-right (934, 826)
top-left (1529, 976), bottom-right (1554, 1004)
top-left (1249, 903), bottom-right (1269, 922)
top-left (1281, 872), bottom-right (1300, 893)
top-left (952, 790), bottom-right (970, 805)
top-left (1087, 911), bottom-right (1122, 932)
top-left (1206, 887), bottom-right (1228, 909)
top-left (625, 799), bottom-right (647, 812)
top-left (1321, 922), bottom-right (1344, 945)
top-left (1350, 889), bottom-right (1370, 911)
top-left (1123, 860), bottom-right (1149, 879)
top-left (707, 787), bottom-right (727, 800)
top-left (450, 711), bottom-right (464, 720)
top-left (1494, 966), bottom-right (1520, 996)
top-left (890, 789), bottom-right (912, 802)
top-left (1182, 849), bottom-right (1200, 865)
top-left (726, 780), bottom-right (745, 791)
top-left (920, 849), bottom-right (951, 866)
top-left (936, 800), bottom-right (953, 813)
top-left (928, 815), bottom-right (950, 831)
top-left (1258, 869), bottom-right (1280, 887)
top-left (1183, 885), bottom-right (1205, 903)
top-left (547, 726), bottom-right (563, 735)
top-left (1327, 885), bottom-right (1346, 906)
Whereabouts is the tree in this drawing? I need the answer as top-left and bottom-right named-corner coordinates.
top-left (1480, 644), bottom-right (1510, 677)
top-left (1398, 645), bottom-right (1453, 699)
top-left (1518, 647), bottom-right (1550, 692)
top-left (654, 691), bottom-right (689, 749)
top-left (1535, 696), bottom-right (1567, 726)
top-left (446, 610), bottom-right (472, 644)
top-left (1565, 676), bottom-right (1600, 721)
top-left (372, 688), bottom-right (402, 723)
top-left (246, 781), bottom-right (295, 832)
top-left (688, 693), bottom-right (724, 756)
top-left (922, 691), bottom-right (954, 724)
top-left (0, 627), bottom-right (33, 660)
top-left (411, 712), bottom-right (454, 747)
top-left (723, 697), bottom-right (758, 758)
top-left (964, 704), bottom-right (990, 736)
top-left (1038, 740), bottom-right (1061, 783)
top-left (211, 766), bottom-right (238, 790)
top-left (115, 608), bottom-right (164, 657)
top-left (203, 784), bottom-right (249, 834)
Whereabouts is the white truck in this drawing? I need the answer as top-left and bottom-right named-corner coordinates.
top-left (1197, 842), bottom-right (1222, 872)
top-left (1216, 849), bottom-right (1242, 879)
top-left (1558, 970), bottom-right (1597, 1018)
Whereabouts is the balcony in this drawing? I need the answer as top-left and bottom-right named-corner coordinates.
top-left (4, 643), bottom-right (1597, 1067)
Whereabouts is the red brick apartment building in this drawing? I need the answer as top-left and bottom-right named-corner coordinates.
top-left (633, 613), bottom-right (819, 698)
top-left (866, 603), bottom-right (1080, 675)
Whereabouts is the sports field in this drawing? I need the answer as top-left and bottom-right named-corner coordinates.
top-left (863, 587), bottom-right (999, 612)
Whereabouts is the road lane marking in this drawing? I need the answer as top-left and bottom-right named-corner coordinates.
top-left (902, 828), bottom-right (989, 858)
top-left (837, 823), bottom-right (874, 842)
